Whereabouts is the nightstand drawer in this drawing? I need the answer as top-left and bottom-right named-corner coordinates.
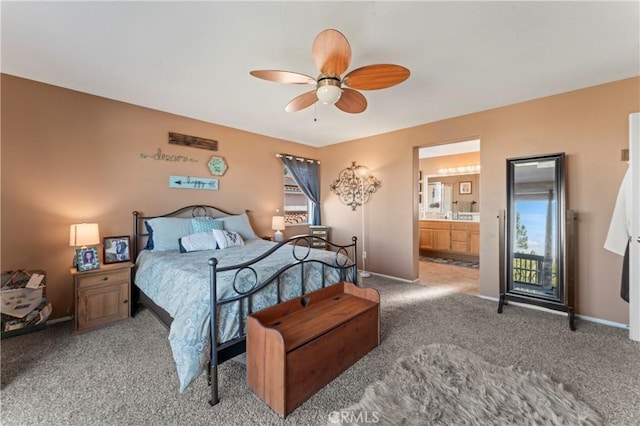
top-left (77, 270), bottom-right (130, 287)
top-left (309, 226), bottom-right (329, 236)
top-left (309, 226), bottom-right (330, 250)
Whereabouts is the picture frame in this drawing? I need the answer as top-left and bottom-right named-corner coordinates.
top-left (76, 247), bottom-right (100, 272)
top-left (459, 181), bottom-right (472, 195)
top-left (103, 236), bottom-right (131, 264)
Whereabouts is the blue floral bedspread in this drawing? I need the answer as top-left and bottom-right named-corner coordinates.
top-left (134, 239), bottom-right (353, 391)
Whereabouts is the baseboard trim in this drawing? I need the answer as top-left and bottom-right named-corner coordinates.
top-left (366, 271), bottom-right (416, 283)
top-left (575, 314), bottom-right (628, 329)
top-left (477, 295), bottom-right (628, 329)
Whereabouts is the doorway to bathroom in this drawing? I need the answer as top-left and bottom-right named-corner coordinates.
top-left (417, 139), bottom-right (481, 295)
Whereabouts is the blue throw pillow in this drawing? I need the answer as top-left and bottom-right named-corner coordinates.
top-left (192, 217), bottom-right (223, 233)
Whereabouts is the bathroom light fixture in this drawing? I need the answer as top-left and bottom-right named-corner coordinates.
top-left (436, 165), bottom-right (481, 175)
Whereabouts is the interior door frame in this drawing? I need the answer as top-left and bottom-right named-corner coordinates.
top-left (629, 113), bottom-right (639, 342)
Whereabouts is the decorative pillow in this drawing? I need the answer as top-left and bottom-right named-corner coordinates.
top-left (212, 229), bottom-right (245, 249)
top-left (217, 213), bottom-right (259, 240)
top-left (178, 232), bottom-right (218, 253)
top-left (144, 217), bottom-right (193, 251)
top-left (192, 217), bottom-right (224, 233)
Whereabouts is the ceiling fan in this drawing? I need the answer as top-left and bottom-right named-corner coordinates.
top-left (250, 29), bottom-right (410, 114)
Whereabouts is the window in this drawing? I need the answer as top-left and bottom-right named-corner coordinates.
top-left (283, 165), bottom-right (311, 225)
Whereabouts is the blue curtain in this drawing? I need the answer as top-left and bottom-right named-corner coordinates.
top-left (280, 156), bottom-right (321, 225)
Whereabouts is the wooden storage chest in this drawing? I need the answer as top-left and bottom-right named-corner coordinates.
top-left (246, 282), bottom-right (380, 417)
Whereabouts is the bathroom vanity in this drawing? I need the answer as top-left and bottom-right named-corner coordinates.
top-left (419, 219), bottom-right (479, 260)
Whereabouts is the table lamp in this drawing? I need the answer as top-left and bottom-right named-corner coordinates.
top-left (70, 223), bottom-right (100, 266)
top-left (271, 215), bottom-right (285, 242)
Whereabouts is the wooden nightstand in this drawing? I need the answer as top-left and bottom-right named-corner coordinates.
top-left (71, 262), bottom-right (133, 334)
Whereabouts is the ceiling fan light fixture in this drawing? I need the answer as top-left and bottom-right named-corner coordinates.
top-left (316, 78), bottom-right (342, 104)
top-left (250, 29), bottom-right (409, 113)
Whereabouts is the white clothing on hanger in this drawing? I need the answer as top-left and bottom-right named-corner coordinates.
top-left (605, 166), bottom-right (632, 256)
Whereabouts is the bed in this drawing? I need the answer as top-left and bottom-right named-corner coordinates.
top-left (131, 205), bottom-right (358, 405)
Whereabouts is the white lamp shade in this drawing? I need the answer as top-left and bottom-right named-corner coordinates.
top-left (271, 216), bottom-right (286, 231)
top-left (316, 85), bottom-right (342, 104)
top-left (69, 223), bottom-right (100, 247)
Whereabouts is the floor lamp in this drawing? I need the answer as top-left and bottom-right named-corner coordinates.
top-left (357, 166), bottom-right (371, 278)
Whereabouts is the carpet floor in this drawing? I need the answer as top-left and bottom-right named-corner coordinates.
top-left (1, 276), bottom-right (639, 425)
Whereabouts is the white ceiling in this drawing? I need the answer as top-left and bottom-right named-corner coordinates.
top-left (2, 1), bottom-right (638, 148)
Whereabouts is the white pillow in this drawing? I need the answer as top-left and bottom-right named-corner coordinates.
top-left (212, 229), bottom-right (245, 249)
top-left (178, 232), bottom-right (217, 253)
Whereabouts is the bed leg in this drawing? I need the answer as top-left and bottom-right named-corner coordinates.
top-left (209, 365), bottom-right (219, 406)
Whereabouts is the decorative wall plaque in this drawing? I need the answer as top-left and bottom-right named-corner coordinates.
top-left (208, 156), bottom-right (228, 176)
top-left (169, 175), bottom-right (219, 191)
top-left (140, 148), bottom-right (197, 162)
top-left (168, 132), bottom-right (218, 151)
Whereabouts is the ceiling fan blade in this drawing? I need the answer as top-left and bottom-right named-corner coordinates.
top-left (312, 29), bottom-right (352, 77)
top-left (343, 64), bottom-right (410, 90)
top-left (335, 88), bottom-right (367, 114)
top-left (285, 90), bottom-right (318, 112)
top-left (250, 70), bottom-right (316, 85)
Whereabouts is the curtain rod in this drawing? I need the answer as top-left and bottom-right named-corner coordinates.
top-left (276, 153), bottom-right (320, 164)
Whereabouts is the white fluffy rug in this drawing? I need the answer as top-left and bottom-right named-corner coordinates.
top-left (330, 344), bottom-right (602, 425)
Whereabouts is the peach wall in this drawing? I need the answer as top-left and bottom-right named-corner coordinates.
top-left (3, 74), bottom-right (639, 325)
top-left (419, 151), bottom-right (481, 175)
top-left (321, 77), bottom-right (639, 325)
top-left (1, 75), bottom-right (318, 319)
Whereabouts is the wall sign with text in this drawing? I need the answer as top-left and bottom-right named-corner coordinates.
top-left (169, 175), bottom-right (219, 191)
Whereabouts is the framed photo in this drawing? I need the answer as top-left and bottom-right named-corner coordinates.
top-left (103, 236), bottom-right (131, 264)
top-left (459, 181), bottom-right (472, 195)
top-left (76, 247), bottom-right (100, 272)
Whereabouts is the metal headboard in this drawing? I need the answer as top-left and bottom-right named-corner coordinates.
top-left (132, 205), bottom-right (243, 259)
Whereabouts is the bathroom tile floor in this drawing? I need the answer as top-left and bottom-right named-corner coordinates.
top-left (417, 260), bottom-right (480, 296)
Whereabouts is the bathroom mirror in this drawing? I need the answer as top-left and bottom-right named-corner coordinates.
top-left (498, 152), bottom-right (576, 330)
top-left (426, 181), bottom-right (452, 213)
